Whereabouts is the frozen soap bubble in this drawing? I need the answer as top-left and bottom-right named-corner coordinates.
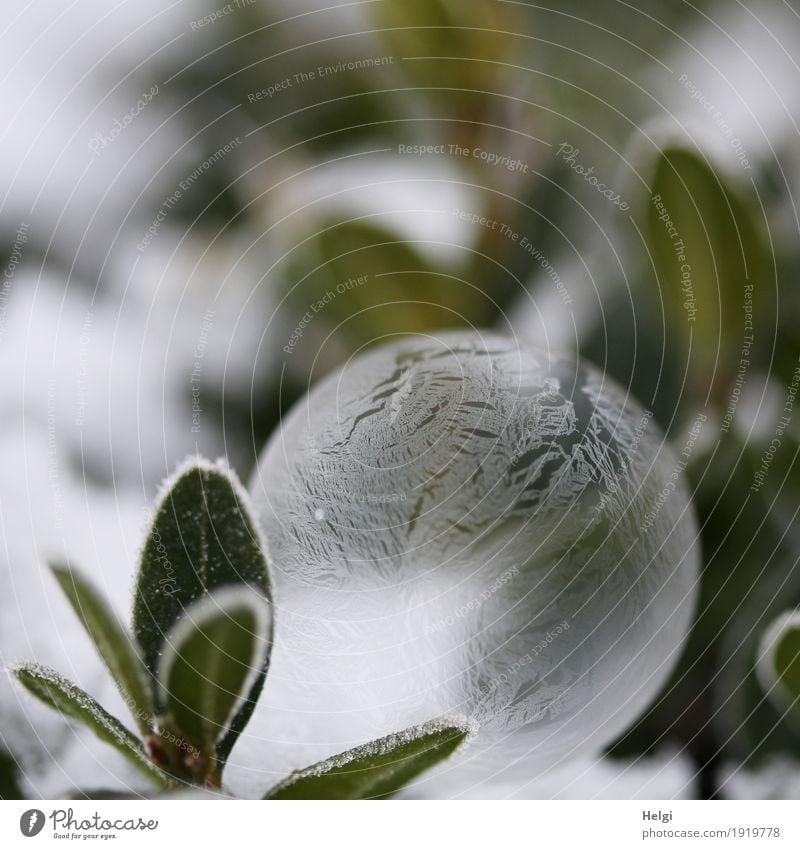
top-left (248, 331), bottom-right (698, 785)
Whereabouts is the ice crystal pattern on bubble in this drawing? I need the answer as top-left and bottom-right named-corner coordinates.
top-left (250, 331), bottom-right (698, 773)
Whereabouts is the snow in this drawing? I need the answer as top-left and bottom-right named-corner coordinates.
top-left (0, 1), bottom-right (194, 276)
top-left (718, 757), bottom-right (800, 801)
top-left (400, 747), bottom-right (698, 800)
top-left (652, 1), bottom-right (800, 175)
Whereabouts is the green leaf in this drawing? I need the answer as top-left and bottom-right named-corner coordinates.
top-left (371, 0), bottom-right (521, 141)
top-left (158, 587), bottom-right (271, 757)
top-left (280, 219), bottom-right (459, 360)
top-left (132, 458), bottom-right (272, 761)
top-left (620, 435), bottom-right (800, 766)
top-left (51, 562), bottom-right (154, 736)
top-left (757, 611), bottom-right (800, 714)
top-left (0, 748), bottom-right (22, 799)
top-left (12, 664), bottom-right (166, 787)
top-left (646, 147), bottom-right (769, 398)
top-left (263, 719), bottom-right (471, 800)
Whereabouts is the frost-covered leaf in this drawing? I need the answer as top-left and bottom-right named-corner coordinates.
top-left (263, 719), bottom-right (470, 799)
top-left (132, 457), bottom-right (272, 761)
top-left (51, 561), bottom-right (154, 736)
top-left (158, 587), bottom-right (271, 756)
top-left (12, 664), bottom-right (166, 787)
top-left (757, 611), bottom-right (800, 715)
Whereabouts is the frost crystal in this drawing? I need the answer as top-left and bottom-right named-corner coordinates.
top-left (248, 331), bottom-right (699, 781)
